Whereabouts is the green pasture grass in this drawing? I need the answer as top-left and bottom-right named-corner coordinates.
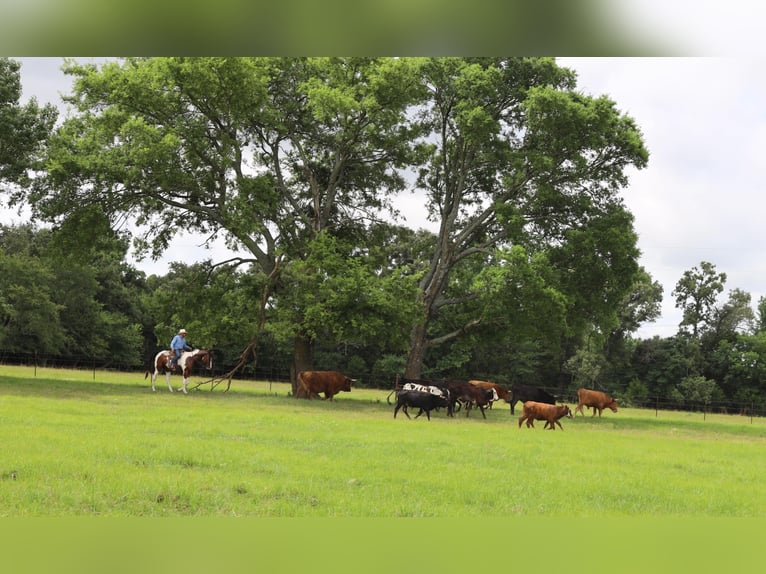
top-left (1, 364), bottom-right (765, 517)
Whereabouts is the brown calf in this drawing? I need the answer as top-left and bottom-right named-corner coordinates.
top-left (518, 401), bottom-right (573, 430)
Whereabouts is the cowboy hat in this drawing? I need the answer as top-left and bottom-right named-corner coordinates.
top-left (178, 328), bottom-right (187, 334)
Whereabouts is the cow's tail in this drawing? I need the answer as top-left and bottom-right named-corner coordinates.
top-left (386, 388), bottom-right (396, 405)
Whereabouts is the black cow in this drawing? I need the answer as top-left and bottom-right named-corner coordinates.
top-left (387, 378), bottom-right (450, 405)
top-left (509, 384), bottom-right (557, 414)
top-left (393, 389), bottom-right (450, 421)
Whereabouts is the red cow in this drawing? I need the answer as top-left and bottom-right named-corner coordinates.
top-left (518, 401), bottom-right (573, 430)
top-left (296, 371), bottom-right (355, 400)
top-left (468, 380), bottom-right (511, 409)
top-left (574, 388), bottom-right (618, 417)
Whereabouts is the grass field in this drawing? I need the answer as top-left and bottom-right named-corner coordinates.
top-left (1, 364), bottom-right (765, 518)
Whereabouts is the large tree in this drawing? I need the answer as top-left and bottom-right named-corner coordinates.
top-left (23, 57), bottom-right (423, 388)
top-left (403, 57), bottom-right (649, 377)
top-left (672, 260), bottom-right (727, 339)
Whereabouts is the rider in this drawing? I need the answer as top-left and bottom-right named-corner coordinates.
top-left (168, 328), bottom-right (192, 369)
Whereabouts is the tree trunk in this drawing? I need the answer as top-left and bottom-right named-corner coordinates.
top-left (291, 332), bottom-right (314, 397)
top-left (404, 321), bottom-right (429, 379)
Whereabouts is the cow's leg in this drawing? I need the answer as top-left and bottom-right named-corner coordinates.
top-left (425, 409), bottom-right (431, 421)
top-left (518, 415), bottom-right (526, 428)
top-left (479, 406), bottom-right (486, 419)
top-left (165, 372), bottom-right (173, 392)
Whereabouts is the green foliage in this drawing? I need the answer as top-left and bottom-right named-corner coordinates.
top-left (676, 375), bottom-right (722, 408)
top-left (0, 58), bottom-right (58, 192)
top-left (0, 251), bottom-right (64, 353)
top-left (371, 354), bottom-right (407, 388)
top-left (625, 377), bottom-right (650, 407)
top-left (273, 231), bottom-right (420, 353)
top-left (673, 261), bottom-right (726, 338)
top-left (0, 223), bottom-right (148, 365)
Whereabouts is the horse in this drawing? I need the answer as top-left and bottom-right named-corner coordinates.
top-left (145, 348), bottom-right (213, 394)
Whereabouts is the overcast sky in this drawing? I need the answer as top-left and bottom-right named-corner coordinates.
top-left (8, 56), bottom-right (766, 339)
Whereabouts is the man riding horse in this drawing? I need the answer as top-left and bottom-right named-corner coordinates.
top-left (169, 328), bottom-right (192, 369)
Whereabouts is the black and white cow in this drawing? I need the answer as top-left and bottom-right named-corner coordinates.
top-left (393, 388), bottom-right (450, 421)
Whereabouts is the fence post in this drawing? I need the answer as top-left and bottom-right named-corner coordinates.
top-left (655, 396), bottom-right (658, 417)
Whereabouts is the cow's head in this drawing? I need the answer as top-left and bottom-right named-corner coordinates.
top-left (608, 399), bottom-right (618, 413)
top-left (342, 377), bottom-right (355, 392)
top-left (561, 404), bottom-right (573, 418)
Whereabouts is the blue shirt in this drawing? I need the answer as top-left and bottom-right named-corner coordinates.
top-left (170, 334), bottom-right (192, 352)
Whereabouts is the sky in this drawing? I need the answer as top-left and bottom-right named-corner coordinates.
top-left (7, 55), bottom-right (766, 340)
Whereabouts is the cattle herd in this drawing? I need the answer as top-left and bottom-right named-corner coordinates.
top-left (297, 370), bottom-right (619, 429)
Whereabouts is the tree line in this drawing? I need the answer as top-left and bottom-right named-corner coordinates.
top-left (1, 57), bottom-right (765, 413)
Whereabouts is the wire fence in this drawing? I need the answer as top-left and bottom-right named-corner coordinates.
top-left (1, 350), bottom-right (765, 422)
top-left (0, 350), bottom-right (293, 384)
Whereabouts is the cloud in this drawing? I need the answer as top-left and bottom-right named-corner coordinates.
top-left (560, 57), bottom-right (766, 337)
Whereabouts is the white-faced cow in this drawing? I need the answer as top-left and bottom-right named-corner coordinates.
top-left (296, 370), bottom-right (355, 400)
top-left (574, 388), bottom-right (618, 417)
top-left (468, 380), bottom-right (510, 409)
top-left (509, 384), bottom-right (557, 414)
top-left (518, 401), bottom-right (573, 430)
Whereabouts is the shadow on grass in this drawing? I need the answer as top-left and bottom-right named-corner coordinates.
top-left (0, 374), bottom-right (154, 401)
top-left (570, 410), bottom-right (766, 438)
top-left (0, 372), bottom-right (399, 417)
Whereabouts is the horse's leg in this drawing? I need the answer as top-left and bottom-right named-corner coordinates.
top-left (179, 376), bottom-right (189, 394)
top-left (151, 370), bottom-right (158, 392)
top-left (166, 372), bottom-right (173, 392)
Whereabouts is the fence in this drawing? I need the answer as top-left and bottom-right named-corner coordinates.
top-left (1, 350), bottom-right (765, 422)
top-left (0, 350), bottom-right (293, 384)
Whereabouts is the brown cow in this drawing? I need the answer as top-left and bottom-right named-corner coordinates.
top-left (468, 380), bottom-right (511, 409)
top-left (447, 380), bottom-right (492, 418)
top-left (296, 370), bottom-right (355, 400)
top-left (574, 388), bottom-right (618, 417)
top-left (518, 401), bottom-right (573, 430)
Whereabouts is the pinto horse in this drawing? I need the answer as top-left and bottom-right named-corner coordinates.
top-left (145, 348), bottom-right (213, 394)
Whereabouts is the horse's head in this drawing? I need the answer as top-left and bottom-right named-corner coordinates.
top-left (199, 349), bottom-right (213, 370)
